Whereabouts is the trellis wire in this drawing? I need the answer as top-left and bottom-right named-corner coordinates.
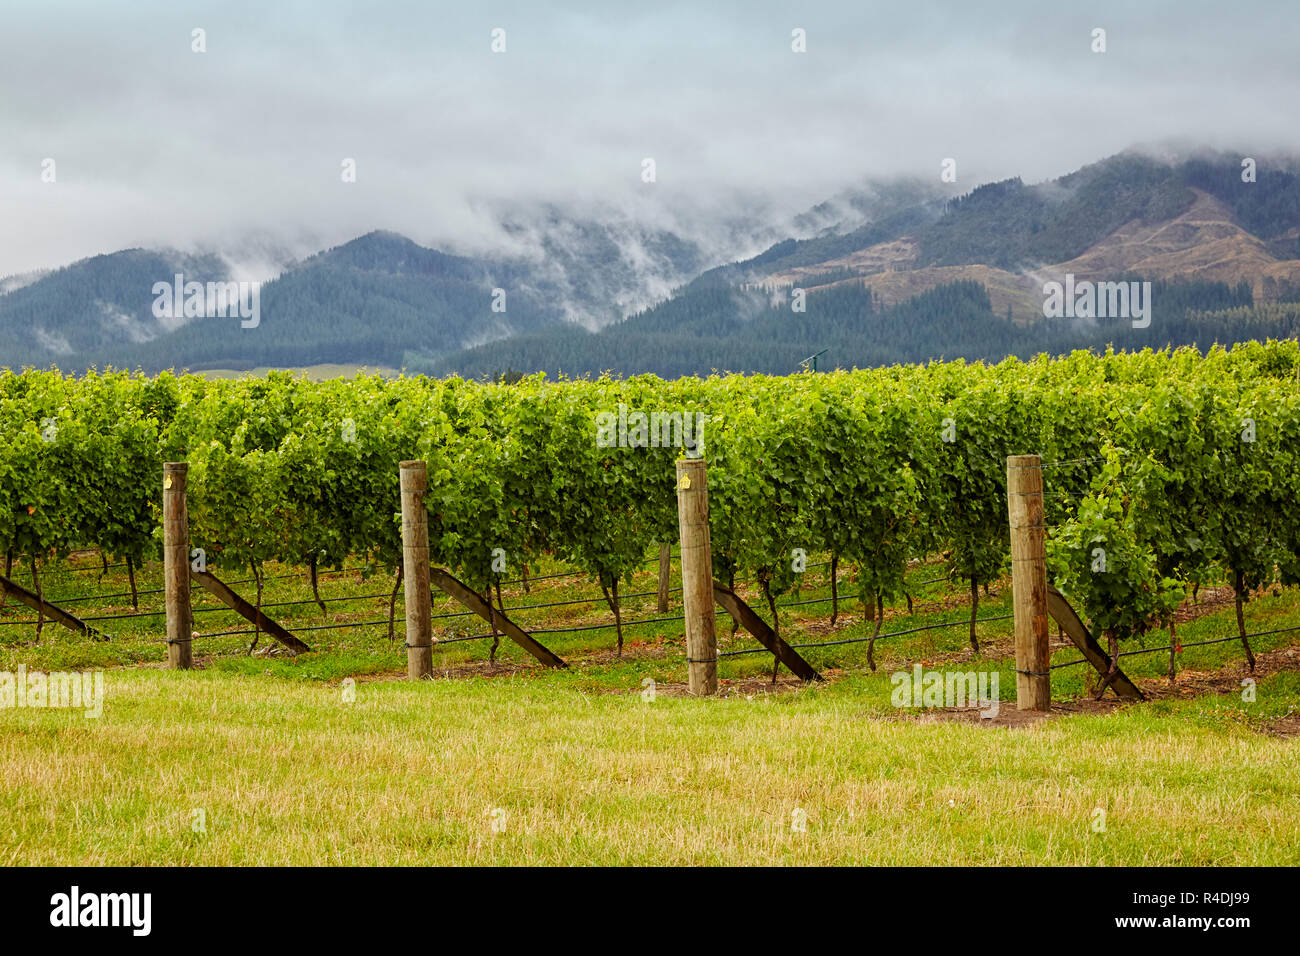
top-left (717, 614), bottom-right (1015, 658)
top-left (0, 553), bottom-right (952, 636)
top-left (1038, 456), bottom-right (1107, 467)
top-left (192, 618), bottom-right (396, 640)
top-left (1049, 622), bottom-right (1300, 670)
top-left (444, 613), bottom-right (690, 643)
top-left (51, 587), bottom-right (164, 605)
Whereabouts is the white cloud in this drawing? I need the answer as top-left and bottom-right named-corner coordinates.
top-left (1, 0), bottom-right (1297, 276)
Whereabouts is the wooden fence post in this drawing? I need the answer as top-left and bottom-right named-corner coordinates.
top-left (400, 460), bottom-right (434, 680)
top-left (1007, 454), bottom-right (1050, 710)
top-left (676, 458), bottom-right (717, 696)
top-left (163, 462), bottom-right (193, 669)
top-left (657, 542), bottom-right (672, 613)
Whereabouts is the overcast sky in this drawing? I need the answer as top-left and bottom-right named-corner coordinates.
top-left (2, 0), bottom-right (1298, 278)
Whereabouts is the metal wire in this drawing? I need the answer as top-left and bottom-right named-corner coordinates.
top-left (291, 619), bottom-right (392, 633)
top-left (1049, 622), bottom-right (1300, 670)
top-left (16, 543), bottom-right (1298, 681)
top-left (13, 560), bottom-right (130, 576)
top-left (439, 611), bottom-right (716, 644)
top-left (257, 592), bottom-right (391, 610)
top-left (718, 614), bottom-right (1015, 657)
top-left (52, 587), bottom-right (164, 605)
top-left (1038, 456), bottom-right (1108, 467)
top-left (192, 628), bottom-right (257, 639)
top-left (194, 618), bottom-right (397, 641)
top-left (910, 575), bottom-right (950, 587)
top-left (219, 564), bottom-right (372, 587)
top-left (494, 568), bottom-right (585, 586)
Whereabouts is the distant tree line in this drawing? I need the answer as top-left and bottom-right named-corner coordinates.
top-left (429, 276), bottom-right (1274, 380)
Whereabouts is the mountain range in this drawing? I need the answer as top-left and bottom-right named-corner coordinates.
top-left (4, 149), bottom-right (1300, 378)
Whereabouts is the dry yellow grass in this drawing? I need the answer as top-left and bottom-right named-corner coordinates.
top-left (2, 669), bottom-right (1297, 866)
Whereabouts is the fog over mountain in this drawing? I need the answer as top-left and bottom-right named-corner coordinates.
top-left (0, 173), bottom-right (941, 368)
top-left (5, 2), bottom-right (1300, 376)
top-left (5, 147), bottom-right (1300, 376)
top-left (4, 0), bottom-right (1299, 279)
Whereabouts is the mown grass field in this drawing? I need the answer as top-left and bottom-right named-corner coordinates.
top-left (2, 553), bottom-right (1298, 865)
top-left (194, 363), bottom-right (400, 381)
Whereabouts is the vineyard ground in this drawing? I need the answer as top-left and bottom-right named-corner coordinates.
top-left (193, 363), bottom-right (400, 381)
top-left (2, 553), bottom-right (1298, 864)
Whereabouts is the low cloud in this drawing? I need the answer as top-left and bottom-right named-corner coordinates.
top-left (2, 0), bottom-right (1298, 279)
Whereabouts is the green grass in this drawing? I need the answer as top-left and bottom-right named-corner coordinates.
top-left (2, 553), bottom-right (1299, 865)
top-left (193, 364), bottom-right (399, 381)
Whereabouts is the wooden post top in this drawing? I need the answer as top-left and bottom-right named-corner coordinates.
top-left (400, 460), bottom-right (427, 492)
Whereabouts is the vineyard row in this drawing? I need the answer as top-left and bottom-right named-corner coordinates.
top-left (4, 339), bottom-right (1300, 654)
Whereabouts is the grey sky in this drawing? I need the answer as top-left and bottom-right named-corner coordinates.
top-left (2, 0), bottom-right (1298, 277)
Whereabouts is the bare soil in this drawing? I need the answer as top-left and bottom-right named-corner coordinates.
top-left (888, 645), bottom-right (1300, 732)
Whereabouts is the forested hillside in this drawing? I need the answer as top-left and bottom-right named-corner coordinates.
top-left (4, 151), bottom-right (1300, 376)
top-left (431, 152), bottom-right (1300, 378)
top-left (428, 278), bottom-right (1283, 379)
